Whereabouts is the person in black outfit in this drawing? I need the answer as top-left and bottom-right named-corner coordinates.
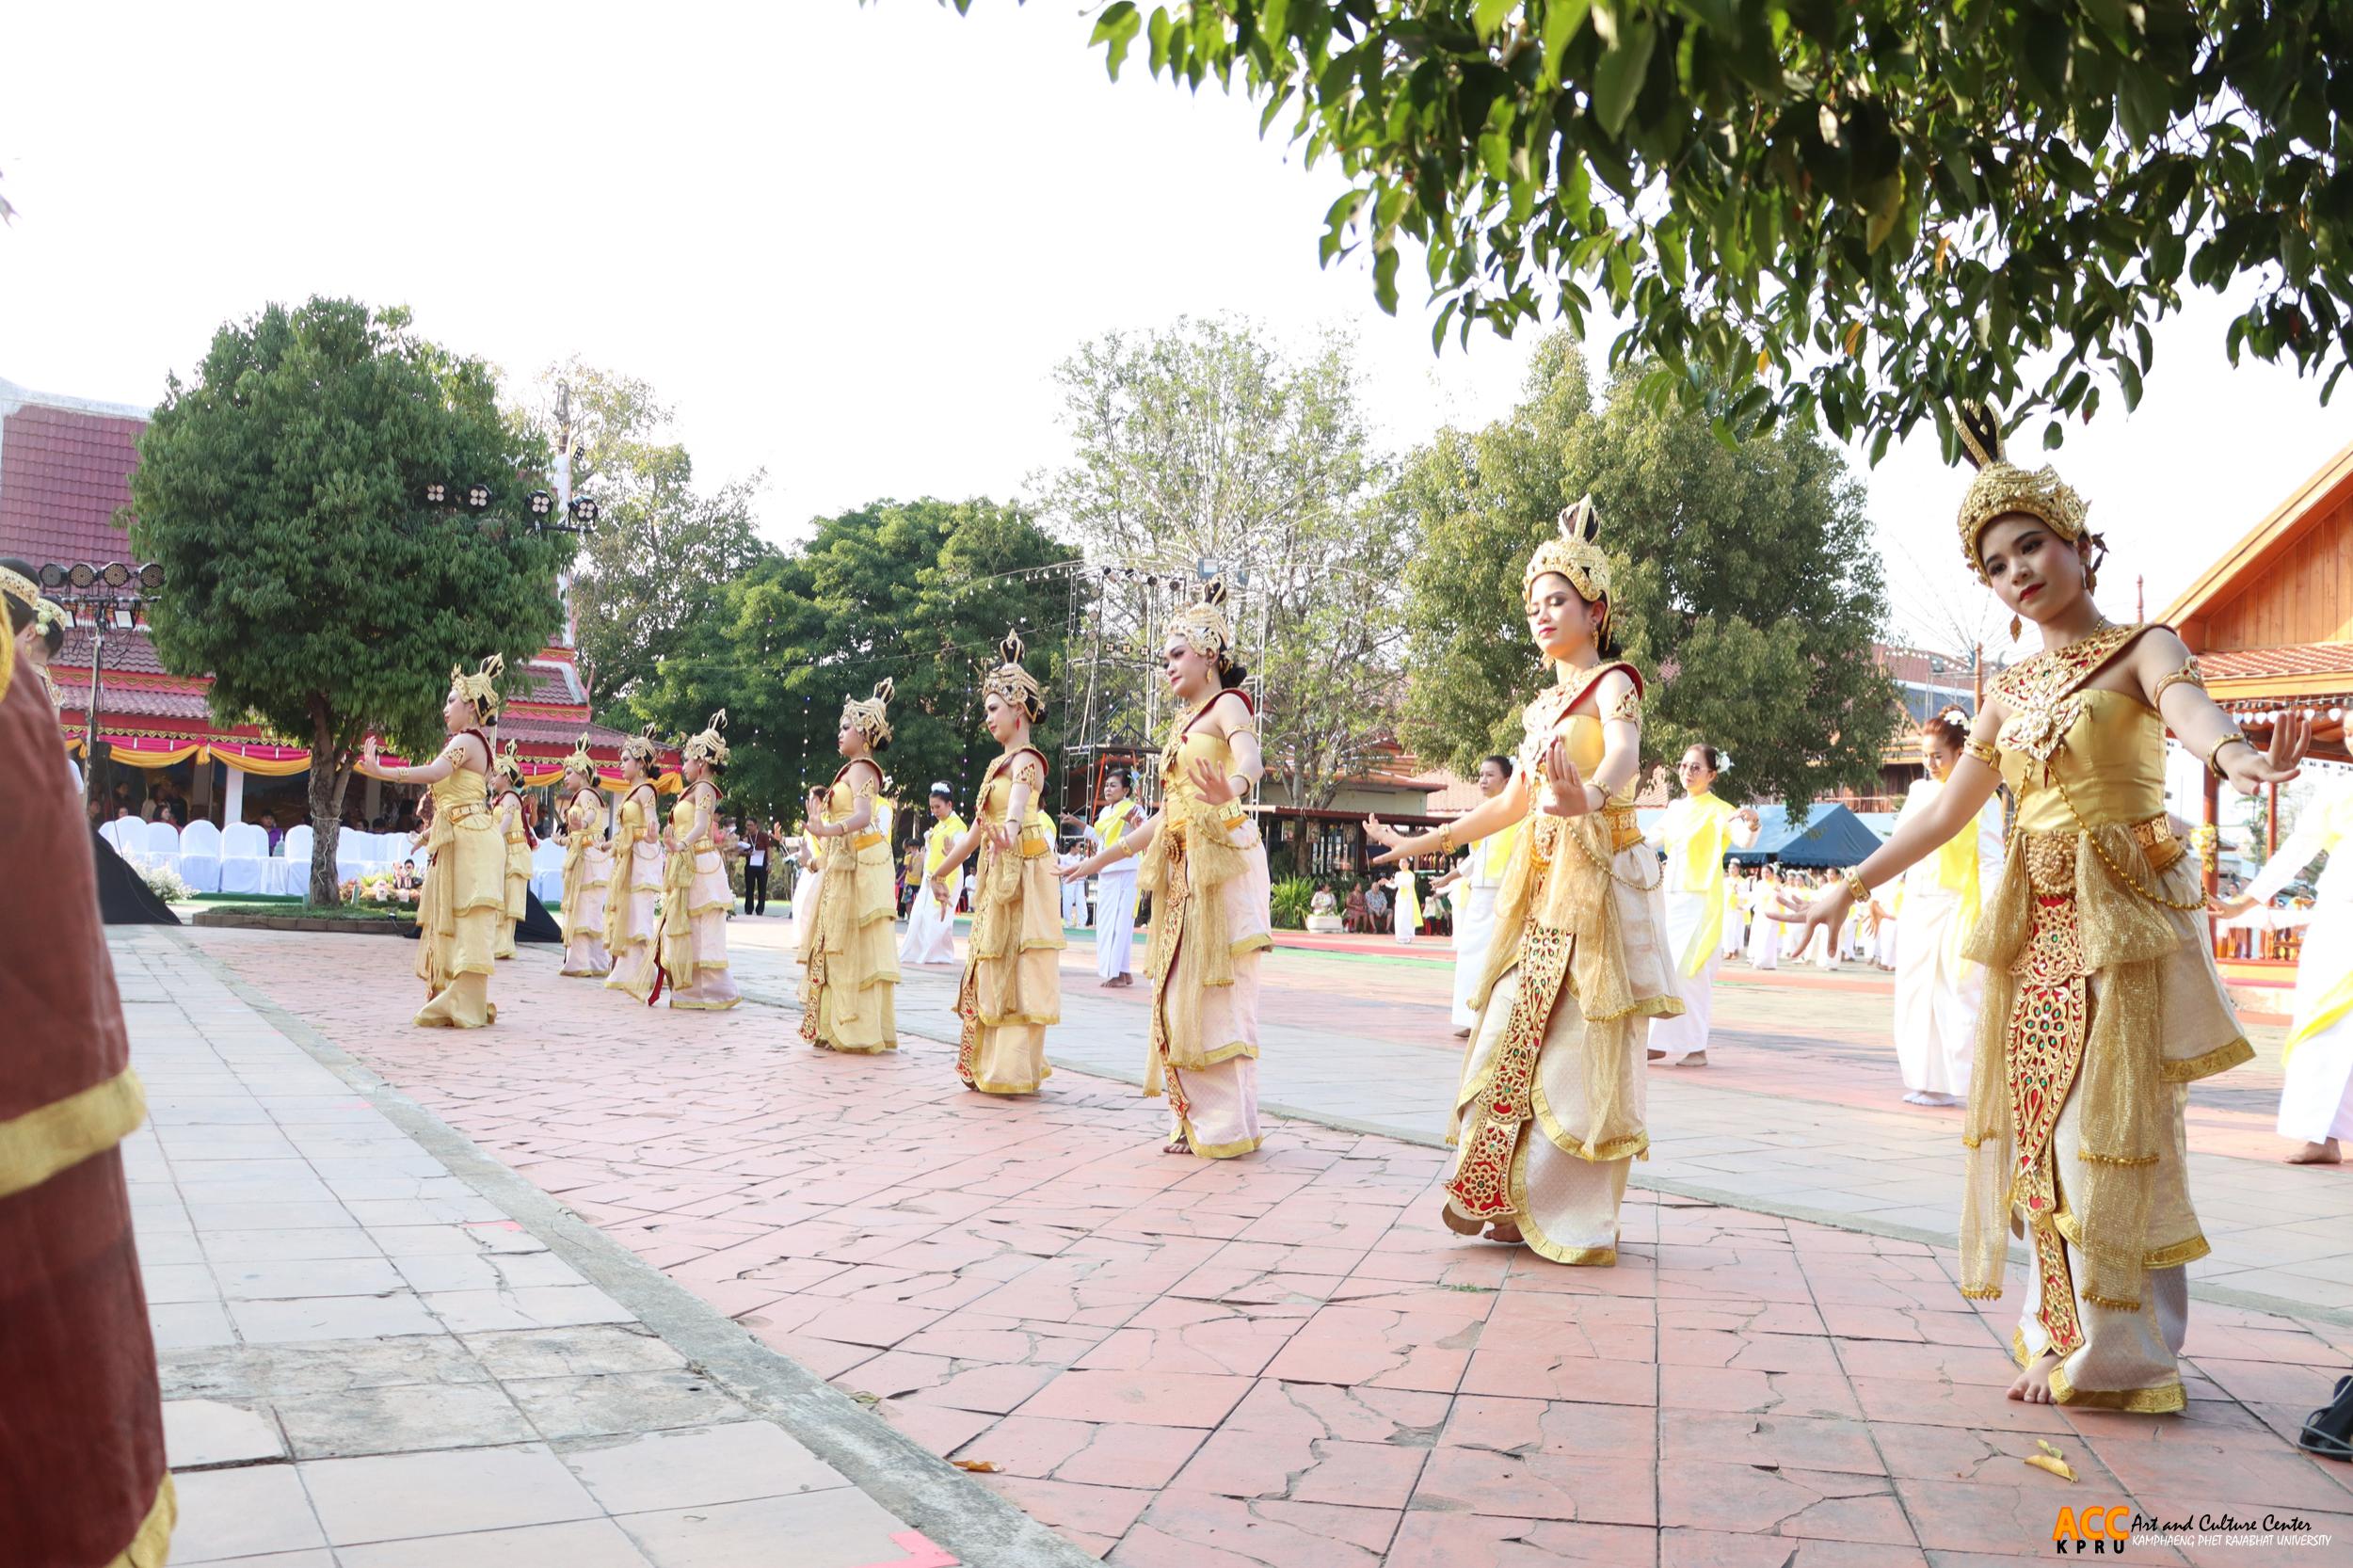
top-left (742, 819), bottom-right (775, 916)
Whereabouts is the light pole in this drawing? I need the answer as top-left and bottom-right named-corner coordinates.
top-left (39, 560), bottom-right (164, 808)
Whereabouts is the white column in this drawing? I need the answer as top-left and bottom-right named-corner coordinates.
top-left (222, 766), bottom-right (246, 826)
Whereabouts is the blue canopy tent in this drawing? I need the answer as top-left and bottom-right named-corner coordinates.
top-left (1724, 803), bottom-right (1885, 869)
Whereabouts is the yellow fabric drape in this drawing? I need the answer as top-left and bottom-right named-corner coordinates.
top-left (925, 815), bottom-right (968, 877)
top-left (1665, 792), bottom-right (1736, 977)
top-left (100, 742), bottom-right (205, 768)
top-left (1095, 797), bottom-right (1140, 849)
top-left (210, 747), bottom-right (315, 776)
top-left (0, 1067), bottom-right (147, 1201)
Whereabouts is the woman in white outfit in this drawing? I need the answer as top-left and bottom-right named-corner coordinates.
top-left (2216, 776), bottom-right (2353, 1163)
top-left (1646, 744), bottom-right (1760, 1066)
top-left (1888, 710), bottom-right (2005, 1107)
top-left (1393, 865), bottom-right (1421, 943)
top-left (1445, 755), bottom-right (1520, 1040)
top-left (1083, 766), bottom-right (1144, 987)
top-left (1745, 867), bottom-right (1782, 969)
top-left (900, 784), bottom-right (967, 966)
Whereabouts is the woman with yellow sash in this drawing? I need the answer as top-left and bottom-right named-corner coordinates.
top-left (1645, 744), bottom-right (1759, 1066)
top-left (933, 632), bottom-right (1064, 1094)
top-left (362, 657), bottom-right (507, 1028)
top-left (556, 736), bottom-right (613, 978)
top-left (1779, 407), bottom-right (2306, 1411)
top-left (1888, 710), bottom-right (2004, 1107)
top-left (900, 784), bottom-right (968, 967)
top-left (2216, 776), bottom-right (2353, 1163)
top-left (490, 742), bottom-right (533, 960)
top-left (604, 726), bottom-right (667, 1003)
top-left (1061, 581), bottom-right (1271, 1158)
top-left (658, 711), bottom-right (742, 1010)
top-left (800, 681), bottom-right (901, 1052)
top-left (1365, 501), bottom-right (1681, 1262)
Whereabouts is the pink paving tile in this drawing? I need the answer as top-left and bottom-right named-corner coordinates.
top-left (977, 1474), bottom-right (1155, 1540)
top-left (1865, 1421), bottom-right (2128, 1490)
top-left (1113, 1492), bottom-right (1403, 1565)
top-left (1655, 1299), bottom-right (1831, 1336)
top-left (1658, 1410), bottom-right (1886, 1476)
top-left (873, 1399), bottom-right (1000, 1459)
top-left (1658, 1529), bottom-right (1928, 1567)
top-left (1167, 1425), bottom-right (1428, 1509)
top-left (1071, 1310), bottom-right (1305, 1379)
top-left (794, 1298), bottom-right (950, 1350)
top-left (1385, 1512), bottom-right (1659, 1568)
top-left (1887, 1474), bottom-right (2137, 1558)
top-left (1657, 1327), bottom-right (1842, 1373)
top-left (1220, 1380), bottom-right (1454, 1445)
top-left (1436, 1395), bottom-right (1657, 1463)
top-left (1657, 1463), bottom-right (1913, 1544)
top-left (1816, 1302), bottom-right (2006, 1348)
top-left (952, 1415), bottom-right (1206, 1489)
top-left (1657, 1366), bottom-right (1865, 1420)
top-left (2189, 1354), bottom-right (2353, 1409)
top-left (1834, 1337), bottom-right (2029, 1387)
top-left (1011, 1368), bottom-right (1256, 1429)
top-left (2082, 1428), bottom-right (2353, 1513)
top-left (1457, 1345), bottom-right (1657, 1407)
top-left (742, 1326), bottom-right (881, 1381)
top-left (1413, 1445), bottom-right (1658, 1527)
top-left (1847, 1376), bottom-right (2076, 1433)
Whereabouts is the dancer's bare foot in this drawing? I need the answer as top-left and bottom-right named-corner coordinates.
top-left (2286, 1139), bottom-right (2344, 1165)
top-left (1483, 1222), bottom-right (1524, 1244)
top-left (1646, 1048), bottom-right (1666, 1061)
top-left (1453, 1027), bottom-right (1473, 1040)
top-left (1162, 1134), bottom-right (1191, 1155)
top-left (2008, 1350), bottom-right (2062, 1404)
top-left (1678, 1051), bottom-right (1708, 1067)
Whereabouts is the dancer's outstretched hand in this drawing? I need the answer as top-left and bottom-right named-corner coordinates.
top-left (1364, 815), bottom-right (1412, 866)
top-left (1767, 882), bottom-right (1850, 954)
top-left (1538, 738), bottom-right (1590, 819)
top-left (2221, 712), bottom-right (2310, 794)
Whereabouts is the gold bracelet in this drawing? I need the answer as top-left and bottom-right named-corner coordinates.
top-left (1843, 870), bottom-right (1870, 904)
top-left (1961, 739), bottom-right (1997, 769)
top-left (2204, 729), bottom-right (2249, 778)
top-left (1438, 824), bottom-right (1457, 856)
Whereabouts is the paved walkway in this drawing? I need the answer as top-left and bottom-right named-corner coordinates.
top-left (185, 922), bottom-right (2353, 1565)
top-left (116, 928), bottom-right (1085, 1567)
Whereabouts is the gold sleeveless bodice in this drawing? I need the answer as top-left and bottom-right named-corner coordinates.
top-left (1999, 688), bottom-right (2166, 836)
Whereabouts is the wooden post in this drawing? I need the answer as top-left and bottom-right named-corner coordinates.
top-left (2267, 779), bottom-right (2280, 857)
top-left (2201, 769), bottom-right (2220, 900)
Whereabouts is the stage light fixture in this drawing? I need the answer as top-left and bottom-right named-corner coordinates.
top-left (528, 490), bottom-right (553, 518)
top-left (69, 563), bottom-right (96, 589)
top-left (139, 563), bottom-right (166, 590)
top-left (424, 482), bottom-right (447, 504)
top-left (466, 484), bottom-right (492, 510)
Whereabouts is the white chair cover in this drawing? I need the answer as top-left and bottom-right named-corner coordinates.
top-left (177, 820), bottom-right (224, 893)
top-left (276, 825), bottom-right (315, 897)
top-left (219, 823), bottom-right (268, 894)
top-left (142, 820), bottom-right (184, 880)
top-left (530, 839), bottom-right (565, 904)
top-left (98, 818), bottom-right (130, 855)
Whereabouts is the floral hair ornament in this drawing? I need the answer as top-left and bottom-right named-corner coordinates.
top-left (681, 708), bottom-right (730, 769)
top-left (450, 652), bottom-right (506, 720)
top-left (982, 628), bottom-right (1046, 712)
top-left (619, 721), bottom-right (661, 772)
top-left (842, 678), bottom-right (894, 746)
top-left (1168, 578), bottom-right (1238, 667)
top-left (1524, 496), bottom-right (1613, 621)
top-left (35, 598), bottom-right (70, 639)
top-left (1952, 402), bottom-right (2098, 587)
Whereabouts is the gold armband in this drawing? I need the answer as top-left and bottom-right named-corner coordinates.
top-left (2151, 660), bottom-right (2205, 706)
top-left (1842, 870), bottom-right (1870, 904)
top-left (1603, 688), bottom-right (1642, 725)
top-left (1438, 824), bottom-right (1457, 856)
top-left (1961, 739), bottom-right (1997, 768)
top-left (2204, 729), bottom-right (2249, 778)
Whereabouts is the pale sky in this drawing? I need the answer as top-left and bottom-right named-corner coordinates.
top-left (5, 2), bottom-right (2346, 653)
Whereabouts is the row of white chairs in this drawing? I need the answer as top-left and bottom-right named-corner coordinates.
top-left (100, 816), bottom-right (575, 906)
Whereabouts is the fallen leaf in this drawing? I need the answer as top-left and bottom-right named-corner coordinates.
top-left (2025, 1453), bottom-right (2078, 1482)
top-left (952, 1460), bottom-right (1001, 1473)
top-left (847, 1391), bottom-right (880, 1406)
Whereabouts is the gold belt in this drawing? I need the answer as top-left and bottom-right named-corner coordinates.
top-left (1600, 805), bottom-right (1643, 854)
top-left (851, 830), bottom-right (885, 851)
top-left (442, 802), bottom-right (488, 825)
top-left (2021, 813), bottom-right (2182, 893)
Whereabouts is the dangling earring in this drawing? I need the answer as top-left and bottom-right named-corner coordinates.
top-left (2009, 615), bottom-right (2024, 642)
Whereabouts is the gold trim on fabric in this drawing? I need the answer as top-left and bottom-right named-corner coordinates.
top-left (968, 1067), bottom-right (1053, 1096)
top-left (2048, 1365), bottom-right (2186, 1414)
top-left (2143, 1230), bottom-right (2210, 1270)
top-left (667, 997), bottom-right (742, 1011)
top-left (1508, 1138), bottom-right (1622, 1266)
top-left (0, 1067), bottom-right (148, 1200)
top-left (2011, 1328), bottom-right (2033, 1369)
top-left (2160, 1037), bottom-right (2252, 1082)
top-left (104, 1471), bottom-right (175, 1568)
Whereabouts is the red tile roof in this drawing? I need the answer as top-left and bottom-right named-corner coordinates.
top-left (2200, 643), bottom-right (2353, 682)
top-left (55, 627), bottom-right (169, 675)
top-left (0, 401), bottom-right (146, 568)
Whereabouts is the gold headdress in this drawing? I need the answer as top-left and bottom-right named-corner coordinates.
top-left (494, 739), bottom-right (525, 785)
top-left (562, 731), bottom-right (597, 778)
top-left (981, 628), bottom-right (1045, 713)
top-left (681, 708), bottom-right (730, 769)
top-left (0, 564), bottom-right (40, 615)
top-left (842, 679), bottom-right (894, 746)
top-left (1953, 403), bottom-right (2095, 584)
top-left (449, 652), bottom-right (506, 720)
top-left (1524, 495), bottom-right (1612, 609)
top-left (619, 721), bottom-right (661, 773)
top-left (1168, 579), bottom-right (1236, 667)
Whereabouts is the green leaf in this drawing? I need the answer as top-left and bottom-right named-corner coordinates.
top-left (1590, 16), bottom-right (1656, 136)
top-left (1089, 1), bottom-right (1143, 78)
top-left (1475, 0), bottom-right (1516, 39)
top-left (1543, 0), bottom-right (1593, 77)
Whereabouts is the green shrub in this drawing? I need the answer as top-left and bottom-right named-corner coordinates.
top-left (1270, 874), bottom-right (1317, 931)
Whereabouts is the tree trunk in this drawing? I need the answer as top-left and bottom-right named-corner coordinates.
top-left (306, 701), bottom-right (355, 906)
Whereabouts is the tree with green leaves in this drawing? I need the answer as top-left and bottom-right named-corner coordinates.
top-left (520, 359), bottom-right (771, 713)
top-left (1014, 0), bottom-right (2353, 453)
top-left (635, 498), bottom-right (1074, 834)
top-left (1400, 332), bottom-right (1898, 813)
top-left (130, 298), bottom-right (568, 904)
top-left (1043, 318), bottom-right (1413, 844)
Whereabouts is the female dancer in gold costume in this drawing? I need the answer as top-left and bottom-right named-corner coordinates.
top-left (1779, 408), bottom-right (2306, 1411)
top-left (556, 736), bottom-right (613, 978)
top-left (361, 657), bottom-right (507, 1028)
top-left (800, 681), bottom-right (901, 1052)
top-left (1365, 501), bottom-right (1680, 1262)
top-left (491, 743), bottom-right (532, 960)
top-left (1062, 582), bottom-right (1270, 1158)
top-left (658, 711), bottom-right (742, 1010)
top-left (604, 727), bottom-right (667, 1003)
top-left (934, 632), bottom-right (1064, 1095)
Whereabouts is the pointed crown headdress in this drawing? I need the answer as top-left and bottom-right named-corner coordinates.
top-left (682, 708), bottom-right (730, 768)
top-left (1523, 495), bottom-right (1612, 609)
top-left (562, 731), bottom-right (597, 779)
top-left (450, 652), bottom-right (505, 720)
top-left (1953, 403), bottom-right (2094, 584)
top-left (1168, 578), bottom-right (1237, 667)
top-left (982, 628), bottom-right (1045, 713)
top-left (619, 721), bottom-right (661, 771)
top-left (842, 678), bottom-right (894, 745)
top-left (494, 738), bottom-right (525, 785)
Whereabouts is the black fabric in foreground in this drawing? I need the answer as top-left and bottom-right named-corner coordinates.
top-left (90, 832), bottom-right (181, 926)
